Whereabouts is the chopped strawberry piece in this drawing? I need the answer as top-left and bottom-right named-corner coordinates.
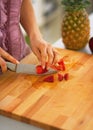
top-left (36, 65), bottom-right (43, 74)
top-left (43, 75), bottom-right (54, 82)
top-left (43, 67), bottom-right (48, 73)
top-left (58, 74), bottom-right (63, 81)
top-left (55, 65), bottom-right (63, 71)
top-left (50, 64), bottom-right (58, 70)
top-left (58, 59), bottom-right (66, 71)
top-left (50, 58), bottom-right (66, 71)
top-left (64, 73), bottom-right (69, 80)
top-left (36, 65), bottom-right (47, 74)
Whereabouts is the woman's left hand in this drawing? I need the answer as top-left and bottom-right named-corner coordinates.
top-left (30, 38), bottom-right (59, 69)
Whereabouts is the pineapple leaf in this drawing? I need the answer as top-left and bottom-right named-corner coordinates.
top-left (61, 0), bottom-right (90, 11)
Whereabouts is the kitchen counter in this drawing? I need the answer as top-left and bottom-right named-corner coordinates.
top-left (0, 13), bottom-right (93, 130)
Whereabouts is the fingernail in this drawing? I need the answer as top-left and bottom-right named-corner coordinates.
top-left (42, 65), bottom-right (45, 69)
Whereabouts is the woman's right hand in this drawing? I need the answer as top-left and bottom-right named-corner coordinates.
top-left (0, 47), bottom-right (19, 73)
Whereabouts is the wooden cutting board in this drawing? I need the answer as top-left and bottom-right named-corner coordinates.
top-left (0, 48), bottom-right (93, 130)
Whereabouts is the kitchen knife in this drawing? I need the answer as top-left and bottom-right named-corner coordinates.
top-left (6, 62), bottom-right (57, 76)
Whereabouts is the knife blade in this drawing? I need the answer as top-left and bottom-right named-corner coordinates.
top-left (6, 62), bottom-right (57, 76)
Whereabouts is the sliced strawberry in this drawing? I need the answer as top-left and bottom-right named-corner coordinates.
top-left (55, 65), bottom-right (63, 71)
top-left (50, 64), bottom-right (58, 70)
top-left (36, 65), bottom-right (43, 74)
top-left (89, 37), bottom-right (93, 53)
top-left (47, 59), bottom-right (66, 72)
top-left (64, 73), bottom-right (69, 80)
top-left (58, 74), bottom-right (63, 81)
top-left (43, 67), bottom-right (48, 73)
top-left (58, 59), bottom-right (66, 71)
top-left (43, 75), bottom-right (54, 82)
top-left (50, 63), bottom-right (65, 71)
top-left (36, 65), bottom-right (47, 74)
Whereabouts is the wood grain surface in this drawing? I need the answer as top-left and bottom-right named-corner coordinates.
top-left (0, 48), bottom-right (93, 130)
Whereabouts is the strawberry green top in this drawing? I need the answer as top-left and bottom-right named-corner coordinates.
top-left (0, 0), bottom-right (31, 61)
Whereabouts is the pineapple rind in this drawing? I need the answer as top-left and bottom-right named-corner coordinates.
top-left (62, 10), bottom-right (90, 50)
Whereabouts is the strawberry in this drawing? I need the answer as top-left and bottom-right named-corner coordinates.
top-left (55, 65), bottom-right (63, 71)
top-left (43, 75), bottom-right (54, 82)
top-left (89, 37), bottom-right (93, 53)
top-left (64, 73), bottom-right (69, 80)
top-left (58, 59), bottom-right (66, 71)
top-left (50, 59), bottom-right (66, 71)
top-left (36, 65), bottom-right (47, 74)
top-left (50, 64), bottom-right (58, 70)
top-left (43, 67), bottom-right (48, 73)
top-left (58, 74), bottom-right (64, 81)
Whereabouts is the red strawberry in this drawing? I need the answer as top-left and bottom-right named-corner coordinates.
top-left (43, 75), bottom-right (54, 82)
top-left (89, 37), bottom-right (93, 53)
top-left (58, 74), bottom-right (63, 81)
top-left (58, 59), bottom-right (66, 71)
top-left (55, 65), bottom-right (63, 71)
top-left (50, 64), bottom-right (58, 70)
top-left (36, 65), bottom-right (47, 74)
top-left (64, 73), bottom-right (69, 80)
top-left (50, 58), bottom-right (66, 71)
top-left (43, 67), bottom-right (48, 73)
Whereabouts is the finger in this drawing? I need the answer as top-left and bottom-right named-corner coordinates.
top-left (47, 47), bottom-right (54, 67)
top-left (52, 48), bottom-right (60, 64)
top-left (41, 48), bottom-right (47, 69)
top-left (0, 47), bottom-right (19, 64)
top-left (33, 48), bottom-right (41, 61)
top-left (0, 56), bottom-right (7, 73)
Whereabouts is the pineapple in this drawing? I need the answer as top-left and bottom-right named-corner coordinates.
top-left (61, 0), bottom-right (90, 50)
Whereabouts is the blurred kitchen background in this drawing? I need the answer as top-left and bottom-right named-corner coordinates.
top-left (24, 0), bottom-right (93, 44)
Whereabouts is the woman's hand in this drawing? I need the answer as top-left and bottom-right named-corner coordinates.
top-left (30, 38), bottom-right (59, 69)
top-left (0, 47), bottom-right (19, 73)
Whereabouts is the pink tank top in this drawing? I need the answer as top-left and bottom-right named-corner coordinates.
top-left (0, 0), bottom-right (31, 61)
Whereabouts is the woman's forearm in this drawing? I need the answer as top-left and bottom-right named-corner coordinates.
top-left (20, 0), bottom-right (42, 41)
top-left (20, 0), bottom-right (59, 68)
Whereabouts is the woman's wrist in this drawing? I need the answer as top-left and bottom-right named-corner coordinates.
top-left (29, 28), bottom-right (43, 42)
